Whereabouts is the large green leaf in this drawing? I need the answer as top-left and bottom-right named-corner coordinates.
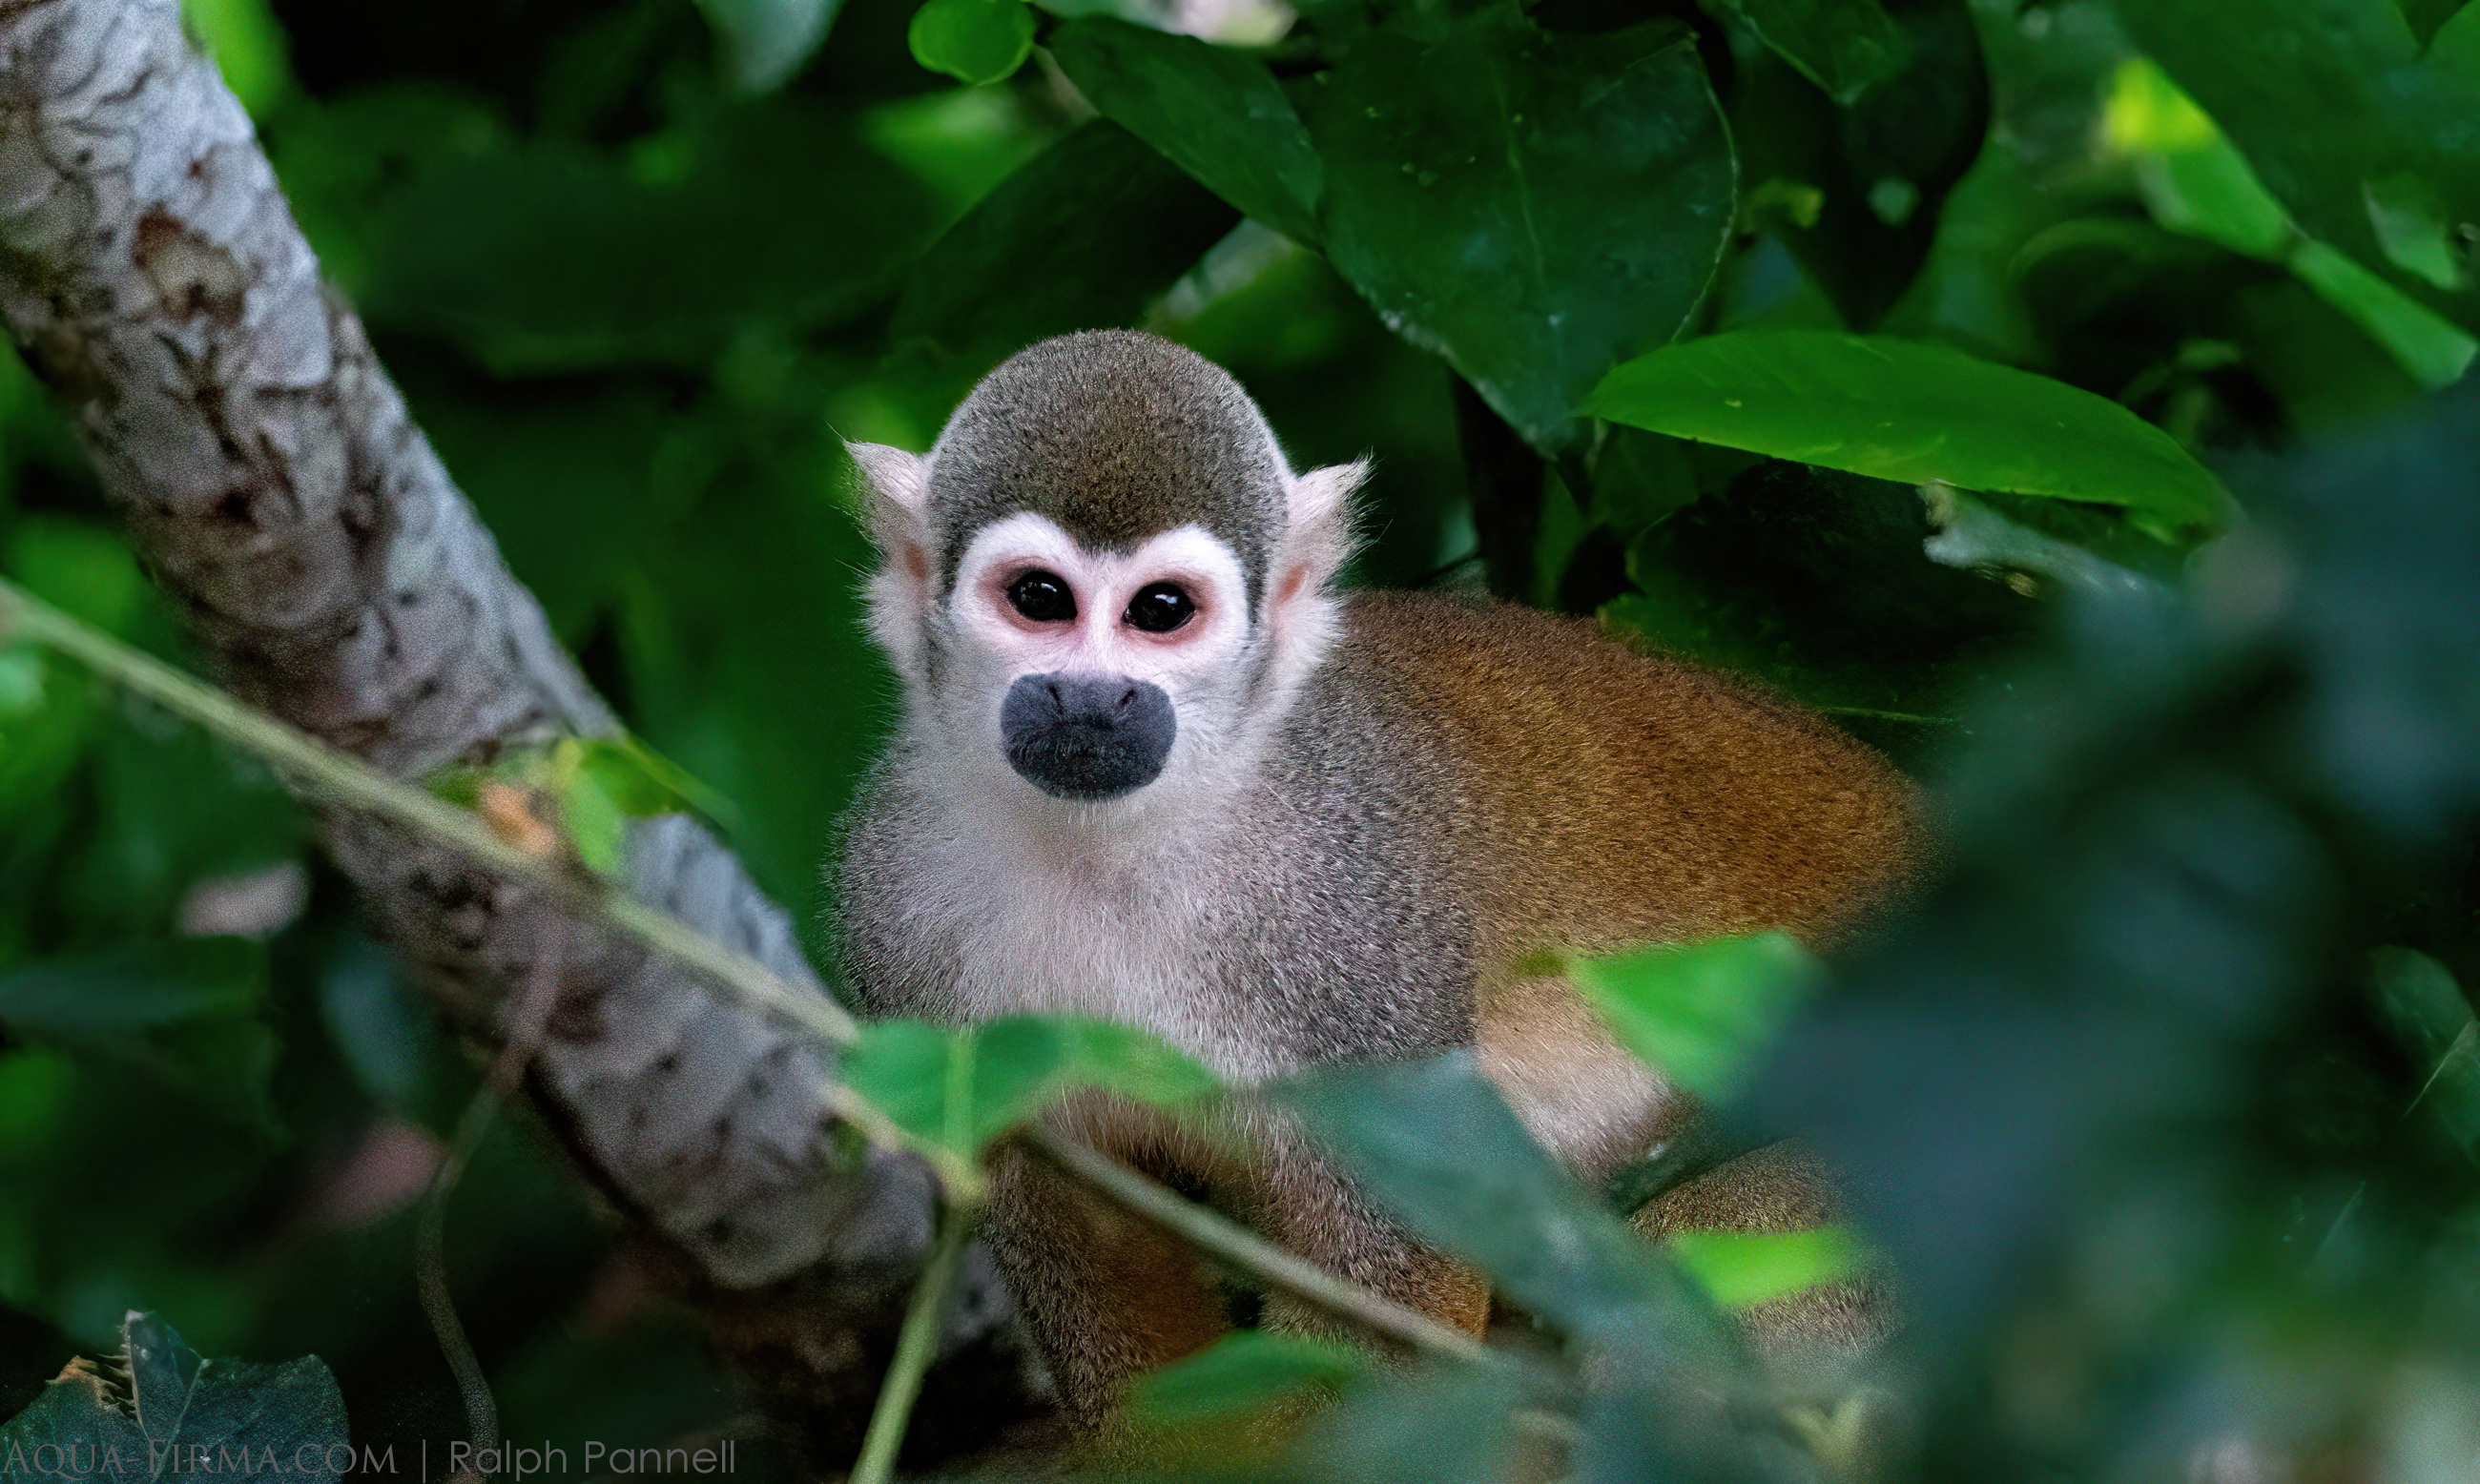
top-left (890, 120), bottom-right (1241, 354)
top-left (2396, 0), bottom-right (2473, 47)
top-left (2120, 0), bottom-right (2480, 332)
top-left (1049, 17), bottom-right (1321, 245)
top-left (1303, 8), bottom-right (1734, 451)
top-left (842, 1014), bottom-right (1217, 1162)
top-left (1274, 1054), bottom-right (1718, 1350)
top-left (1570, 932), bottom-right (1825, 1103)
top-left (1709, 0), bottom-right (1907, 104)
top-left (1586, 330), bottom-right (2228, 539)
top-left (0, 1312), bottom-right (348, 1479)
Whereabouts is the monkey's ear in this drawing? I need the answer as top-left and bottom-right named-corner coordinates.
top-left (1272, 460), bottom-right (1368, 610)
top-left (847, 443), bottom-right (934, 572)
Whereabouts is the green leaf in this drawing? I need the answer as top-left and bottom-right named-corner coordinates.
top-left (1275, 1054), bottom-right (1720, 1350)
top-left (1710, 0), bottom-right (1906, 104)
top-left (1304, 8), bottom-right (1734, 451)
top-left (843, 1014), bottom-right (1217, 1160)
top-left (2368, 946), bottom-right (2480, 1154)
top-left (694, 0), bottom-right (839, 92)
top-left (0, 1312), bottom-right (349, 1479)
top-left (0, 941), bottom-right (279, 1127)
top-left (1048, 17), bottom-right (1322, 245)
top-left (2101, 58), bottom-right (2478, 391)
top-left (907, 0), bottom-right (1035, 87)
top-left (1570, 932), bottom-right (1825, 1103)
top-left (2120, 0), bottom-right (2480, 332)
top-left (891, 121), bottom-right (1240, 354)
top-left (1129, 1330), bottom-right (1369, 1426)
top-left (180, 0), bottom-right (293, 116)
top-left (2396, 0), bottom-right (2472, 49)
top-left (1668, 1226), bottom-right (1868, 1309)
top-left (1585, 330), bottom-right (2230, 540)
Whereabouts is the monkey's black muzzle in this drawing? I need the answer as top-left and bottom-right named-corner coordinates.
top-left (1001, 672), bottom-right (1176, 800)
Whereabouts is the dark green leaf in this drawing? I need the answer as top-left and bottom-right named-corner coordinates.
top-left (1129, 1330), bottom-right (1368, 1425)
top-left (1711, 0), bottom-right (1907, 104)
top-left (907, 0), bottom-right (1035, 86)
top-left (1586, 330), bottom-right (2229, 539)
top-left (1304, 8), bottom-right (1734, 450)
top-left (0, 941), bottom-right (279, 1127)
top-left (892, 121), bottom-right (1241, 354)
top-left (1292, 1360), bottom-right (1532, 1484)
top-left (0, 1312), bottom-right (348, 1481)
top-left (1275, 1054), bottom-right (1719, 1350)
top-left (1048, 17), bottom-right (1322, 244)
top-left (2120, 0), bottom-right (2480, 332)
top-left (2396, 0), bottom-right (2472, 49)
top-left (2368, 946), bottom-right (2480, 1153)
top-left (1569, 932), bottom-right (1825, 1103)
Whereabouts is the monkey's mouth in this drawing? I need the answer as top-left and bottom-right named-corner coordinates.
top-left (1000, 671), bottom-right (1177, 800)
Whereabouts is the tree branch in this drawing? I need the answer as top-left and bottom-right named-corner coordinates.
top-left (0, 0), bottom-right (1044, 1457)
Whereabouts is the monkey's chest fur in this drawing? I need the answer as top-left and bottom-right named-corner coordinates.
top-left (836, 649), bottom-right (1484, 1083)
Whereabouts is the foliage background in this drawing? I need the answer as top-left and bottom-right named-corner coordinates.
top-left (1, 0), bottom-right (2477, 1477)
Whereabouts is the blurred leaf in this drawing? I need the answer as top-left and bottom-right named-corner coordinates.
top-left (0, 1311), bottom-right (348, 1478)
top-left (1711, 0), bottom-right (1906, 104)
top-left (843, 1014), bottom-right (1216, 1160)
top-left (907, 0), bottom-right (1034, 86)
top-left (1668, 1226), bottom-right (1866, 1309)
top-left (1049, 17), bottom-right (1322, 244)
top-left (2288, 239), bottom-right (2480, 389)
top-left (1304, 9), bottom-right (1734, 450)
top-left (6, 522), bottom-right (142, 636)
top-left (360, 103), bottom-right (937, 372)
top-left (2368, 947), bottom-right (2480, 1154)
top-left (1290, 1360), bottom-right (1532, 1484)
top-left (695, 0), bottom-right (839, 92)
top-left (2396, 0), bottom-right (2473, 49)
top-left (892, 120), bottom-right (1240, 353)
top-left (1587, 330), bottom-right (2229, 540)
top-left (180, 0), bottom-right (292, 116)
top-left (0, 644), bottom-right (42, 716)
top-left (1130, 1330), bottom-right (1368, 1426)
top-left (2121, 0), bottom-right (2480, 331)
top-left (319, 937), bottom-right (461, 1132)
top-left (1570, 932), bottom-right (1824, 1103)
top-left (1276, 1054), bottom-right (1715, 1349)
top-left (2102, 58), bottom-right (2477, 390)
top-left (0, 941), bottom-right (278, 1128)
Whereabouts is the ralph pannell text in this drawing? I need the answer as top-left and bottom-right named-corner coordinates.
top-left (3, 1439), bottom-right (744, 1480)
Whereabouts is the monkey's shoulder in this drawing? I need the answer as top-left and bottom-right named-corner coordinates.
top-left (1325, 590), bottom-right (1919, 945)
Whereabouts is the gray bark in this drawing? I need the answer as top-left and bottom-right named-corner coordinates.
top-left (0, 0), bottom-right (1038, 1453)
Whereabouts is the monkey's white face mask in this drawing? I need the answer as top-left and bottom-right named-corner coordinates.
top-left (848, 443), bottom-right (1364, 822)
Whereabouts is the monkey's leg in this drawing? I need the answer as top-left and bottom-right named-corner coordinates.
top-left (982, 1136), bottom-right (1235, 1431)
top-left (1249, 1121), bottom-right (1491, 1342)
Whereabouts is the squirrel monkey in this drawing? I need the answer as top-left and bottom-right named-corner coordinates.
top-left (837, 331), bottom-right (1915, 1425)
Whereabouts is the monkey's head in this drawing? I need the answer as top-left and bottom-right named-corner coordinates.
top-left (848, 331), bottom-right (1364, 809)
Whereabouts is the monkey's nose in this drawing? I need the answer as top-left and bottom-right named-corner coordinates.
top-left (1002, 672), bottom-right (1176, 799)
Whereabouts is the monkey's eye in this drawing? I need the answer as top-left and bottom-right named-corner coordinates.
top-left (1124, 582), bottom-right (1195, 634)
top-left (1006, 570), bottom-right (1077, 623)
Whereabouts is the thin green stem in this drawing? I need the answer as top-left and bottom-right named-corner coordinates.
top-left (0, 577), bottom-right (858, 1047)
top-left (851, 1203), bottom-right (973, 1484)
top-left (1025, 1129), bottom-right (1491, 1364)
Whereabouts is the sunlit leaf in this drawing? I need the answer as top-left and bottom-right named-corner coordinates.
top-left (1586, 330), bottom-right (2230, 540)
top-left (907, 0), bottom-right (1035, 87)
top-left (1305, 9), bottom-right (1734, 450)
top-left (1668, 1226), bottom-right (1867, 1309)
top-left (180, 0), bottom-right (293, 116)
top-left (1049, 16), bottom-right (1322, 244)
top-left (2121, 0), bottom-right (2480, 331)
top-left (1571, 932), bottom-right (1825, 1103)
top-left (843, 1014), bottom-right (1216, 1160)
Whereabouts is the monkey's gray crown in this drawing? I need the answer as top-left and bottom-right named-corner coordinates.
top-left (926, 331), bottom-right (1288, 608)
